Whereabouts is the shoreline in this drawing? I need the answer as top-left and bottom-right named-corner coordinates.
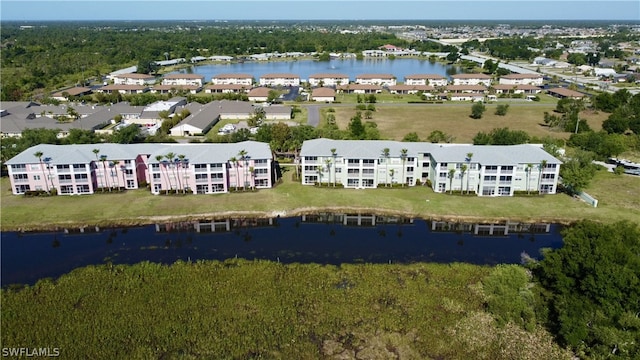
top-left (2, 206), bottom-right (578, 233)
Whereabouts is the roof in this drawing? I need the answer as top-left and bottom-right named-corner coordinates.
top-left (356, 74), bottom-right (396, 79)
top-left (212, 73), bottom-right (253, 79)
top-left (100, 84), bottom-right (148, 91)
top-left (547, 87), bottom-right (586, 98)
top-left (260, 73), bottom-right (299, 79)
top-left (146, 141), bottom-right (272, 164)
top-left (493, 84), bottom-right (541, 90)
top-left (114, 73), bottom-right (156, 79)
top-left (501, 73), bottom-right (543, 79)
top-left (446, 85), bottom-right (487, 91)
top-left (300, 139), bottom-right (562, 166)
top-left (248, 87), bottom-right (271, 97)
top-left (308, 73), bottom-right (350, 79)
top-left (153, 84), bottom-right (201, 91)
top-left (312, 87), bottom-right (336, 97)
top-left (162, 74), bottom-right (205, 80)
top-left (205, 84), bottom-right (251, 91)
top-left (451, 73), bottom-right (492, 79)
top-left (404, 74), bottom-right (446, 80)
top-left (388, 85), bottom-right (434, 91)
top-left (336, 84), bottom-right (382, 91)
top-left (51, 87), bottom-right (93, 97)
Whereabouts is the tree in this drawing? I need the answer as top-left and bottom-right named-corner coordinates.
top-left (165, 152), bottom-right (178, 192)
top-left (537, 160), bottom-right (547, 194)
top-left (389, 169), bottom-right (395, 185)
top-left (382, 148), bottom-right (390, 187)
top-left (400, 148), bottom-right (408, 187)
top-left (531, 220), bottom-right (640, 358)
top-left (330, 148), bottom-right (337, 187)
top-left (178, 154), bottom-right (187, 193)
top-left (316, 166), bottom-right (323, 186)
top-left (324, 158), bottom-right (332, 187)
top-left (526, 163), bottom-right (534, 195)
top-left (470, 102), bottom-right (486, 119)
top-left (229, 156), bottom-right (239, 191)
top-left (348, 112), bottom-right (365, 139)
top-left (448, 168), bottom-right (456, 194)
top-left (402, 132), bottom-right (420, 142)
top-left (460, 164), bottom-right (467, 194)
top-left (111, 124), bottom-right (141, 144)
top-left (100, 155), bottom-right (110, 191)
top-left (110, 160), bottom-right (120, 190)
top-left (495, 104), bottom-right (509, 116)
top-left (92, 148), bottom-right (103, 191)
top-left (34, 151), bottom-right (50, 193)
top-left (465, 152), bottom-right (473, 194)
top-left (238, 149), bottom-right (248, 190)
top-left (427, 130), bottom-right (453, 143)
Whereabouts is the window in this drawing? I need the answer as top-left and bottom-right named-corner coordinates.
top-left (440, 163), bottom-right (448, 168)
top-left (76, 185), bottom-right (90, 193)
top-left (545, 163), bottom-right (557, 169)
top-left (151, 164), bottom-right (160, 170)
top-left (347, 159), bottom-right (359, 165)
top-left (210, 163), bottom-right (223, 169)
top-left (212, 184), bottom-right (225, 192)
top-left (306, 156), bottom-right (318, 162)
top-left (73, 164), bottom-right (86, 170)
top-left (13, 174), bottom-right (29, 181)
top-left (439, 172), bottom-right (447, 179)
top-left (75, 173), bottom-right (88, 181)
top-left (407, 157), bottom-right (415, 162)
top-left (498, 187), bottom-right (511, 196)
top-left (347, 179), bottom-right (360, 187)
top-left (484, 175), bottom-right (496, 181)
top-left (58, 174), bottom-right (72, 182)
top-left (196, 184), bottom-right (209, 194)
top-left (499, 175), bottom-right (512, 182)
top-left (347, 168), bottom-right (360, 174)
top-left (14, 185), bottom-right (31, 193)
top-left (362, 168), bottom-right (374, 175)
top-left (362, 179), bottom-right (374, 187)
top-left (12, 164), bottom-right (26, 171)
top-left (56, 164), bottom-right (70, 171)
top-left (255, 168), bottom-right (268, 175)
top-left (127, 180), bottom-right (135, 188)
top-left (485, 165), bottom-right (498, 172)
top-left (194, 164), bottom-right (207, 172)
top-left (195, 174), bottom-right (208, 182)
top-left (34, 175), bottom-right (41, 181)
top-left (60, 185), bottom-right (74, 194)
top-left (422, 162), bottom-right (429, 167)
top-left (211, 173), bottom-right (224, 179)
top-left (502, 166), bottom-right (514, 172)
top-left (362, 159), bottom-right (374, 165)
top-left (406, 166), bottom-right (414, 173)
top-left (254, 159), bottom-right (267, 165)
top-left (482, 186), bottom-right (495, 196)
top-left (542, 174), bottom-right (555, 180)
top-left (153, 173), bottom-right (161, 180)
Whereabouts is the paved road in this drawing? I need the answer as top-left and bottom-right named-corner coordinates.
top-left (306, 105), bottom-right (320, 127)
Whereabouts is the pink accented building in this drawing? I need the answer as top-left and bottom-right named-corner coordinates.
top-left (6, 142), bottom-right (274, 196)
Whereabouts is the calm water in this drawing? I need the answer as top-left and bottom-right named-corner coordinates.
top-left (1, 215), bottom-right (563, 286)
top-left (173, 58), bottom-right (460, 82)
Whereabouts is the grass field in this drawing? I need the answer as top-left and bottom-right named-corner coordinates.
top-left (330, 100), bottom-right (608, 143)
top-left (2, 165), bottom-right (638, 231)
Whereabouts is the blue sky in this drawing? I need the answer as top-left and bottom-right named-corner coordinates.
top-left (2, 0), bottom-right (639, 21)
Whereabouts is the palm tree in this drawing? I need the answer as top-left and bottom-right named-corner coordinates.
top-left (330, 148), bottom-right (337, 187)
top-left (165, 152), bottom-right (178, 192)
top-left (92, 148), bottom-right (102, 191)
top-left (34, 151), bottom-right (50, 193)
top-left (110, 160), bottom-right (120, 190)
top-left (448, 168), bottom-right (456, 194)
top-left (237, 149), bottom-right (248, 191)
top-left (466, 152), bottom-right (473, 194)
top-left (100, 155), bottom-right (110, 191)
top-left (229, 156), bottom-right (239, 191)
top-left (382, 148), bottom-right (390, 187)
top-left (460, 164), bottom-right (467, 195)
top-left (249, 166), bottom-right (255, 190)
top-left (316, 166), bottom-right (323, 186)
top-left (324, 158), bottom-right (332, 187)
top-left (400, 148), bottom-right (408, 187)
top-left (389, 169), bottom-right (395, 186)
top-left (526, 163), bottom-right (534, 194)
top-left (178, 154), bottom-right (187, 193)
top-left (155, 155), bottom-right (171, 194)
top-left (538, 160), bottom-right (548, 194)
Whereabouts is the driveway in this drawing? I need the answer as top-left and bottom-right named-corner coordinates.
top-left (306, 105), bottom-right (320, 127)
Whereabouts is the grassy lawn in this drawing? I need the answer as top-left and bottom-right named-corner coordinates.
top-left (2, 166), bottom-right (638, 231)
top-left (332, 101), bottom-right (608, 143)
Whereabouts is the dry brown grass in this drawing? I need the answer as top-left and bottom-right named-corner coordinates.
top-left (333, 102), bottom-right (608, 143)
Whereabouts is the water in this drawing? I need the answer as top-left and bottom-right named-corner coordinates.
top-left (0, 215), bottom-right (563, 286)
top-left (171, 58), bottom-right (460, 82)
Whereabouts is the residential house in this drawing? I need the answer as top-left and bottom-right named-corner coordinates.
top-left (450, 73), bottom-right (492, 86)
top-left (259, 73), bottom-right (300, 87)
top-left (493, 84), bottom-right (542, 95)
top-left (211, 73), bottom-right (254, 86)
top-left (161, 74), bottom-right (206, 87)
top-left (169, 100), bottom-right (254, 136)
top-left (112, 73), bottom-right (156, 86)
top-left (299, 139), bottom-right (561, 196)
top-left (404, 74), bottom-right (448, 87)
top-left (336, 84), bottom-right (383, 94)
top-left (151, 85), bottom-right (201, 95)
top-left (355, 74), bottom-right (397, 87)
top-left (547, 87), bottom-right (586, 99)
top-left (308, 73), bottom-right (350, 87)
top-left (387, 85), bottom-right (434, 95)
top-left (204, 84), bottom-right (251, 94)
top-left (98, 84), bottom-right (149, 95)
top-left (51, 87), bottom-right (93, 101)
top-left (311, 87), bottom-right (336, 102)
top-left (499, 73), bottom-right (544, 86)
top-left (247, 87), bottom-right (272, 102)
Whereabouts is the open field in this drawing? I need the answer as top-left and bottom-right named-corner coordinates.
top-left (2, 166), bottom-right (638, 231)
top-left (331, 101), bottom-right (608, 143)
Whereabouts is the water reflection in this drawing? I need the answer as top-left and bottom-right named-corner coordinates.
top-left (1, 214), bottom-right (563, 286)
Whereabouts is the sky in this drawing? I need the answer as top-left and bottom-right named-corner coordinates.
top-left (1, 0), bottom-right (639, 22)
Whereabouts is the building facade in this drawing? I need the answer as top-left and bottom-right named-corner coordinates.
top-left (299, 139), bottom-right (562, 196)
top-left (6, 142), bottom-right (275, 196)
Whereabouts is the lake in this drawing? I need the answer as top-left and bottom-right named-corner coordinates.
top-left (172, 58), bottom-right (461, 82)
top-left (0, 214), bottom-right (563, 286)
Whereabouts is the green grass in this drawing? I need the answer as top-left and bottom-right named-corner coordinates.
top-left (0, 260), bottom-right (571, 359)
top-left (2, 167), bottom-right (638, 231)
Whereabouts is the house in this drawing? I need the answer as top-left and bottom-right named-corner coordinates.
top-left (336, 84), bottom-right (383, 94)
top-left (204, 84), bottom-right (252, 94)
top-left (211, 73), bottom-right (254, 86)
top-left (98, 84), bottom-right (149, 94)
top-left (499, 73), bottom-right (544, 86)
top-left (5, 142), bottom-right (275, 196)
top-left (492, 84), bottom-right (542, 95)
top-left (209, 55), bottom-right (234, 62)
top-left (299, 139), bottom-right (562, 196)
top-left (355, 74), bottom-right (397, 87)
top-left (308, 73), bottom-right (350, 87)
top-left (449, 93), bottom-right (486, 102)
top-left (445, 85), bottom-right (488, 94)
top-left (547, 87), bottom-right (586, 99)
top-left (450, 74), bottom-right (492, 86)
top-left (362, 50), bottom-right (387, 57)
top-left (112, 73), bottom-right (156, 86)
top-left (247, 87), bottom-right (272, 102)
top-left (169, 100), bottom-right (254, 136)
top-left (51, 87), bottom-right (93, 101)
top-left (151, 85), bottom-right (201, 95)
top-left (311, 87), bottom-right (336, 102)
top-left (264, 105), bottom-right (293, 121)
top-left (387, 85), bottom-right (434, 95)
top-left (161, 74), bottom-right (205, 87)
top-left (259, 73), bottom-right (300, 87)
top-left (404, 74), bottom-right (448, 87)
